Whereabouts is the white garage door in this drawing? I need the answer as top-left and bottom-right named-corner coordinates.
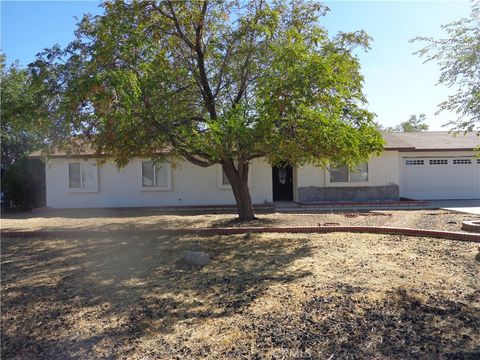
top-left (401, 157), bottom-right (480, 200)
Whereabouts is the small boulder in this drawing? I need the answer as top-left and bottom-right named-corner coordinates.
top-left (176, 251), bottom-right (211, 269)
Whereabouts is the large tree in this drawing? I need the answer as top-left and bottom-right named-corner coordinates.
top-left (31, 0), bottom-right (383, 220)
top-left (1, 55), bottom-right (46, 208)
top-left (413, 0), bottom-right (480, 134)
top-left (1, 56), bottom-right (42, 169)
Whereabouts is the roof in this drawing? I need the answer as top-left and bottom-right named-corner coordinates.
top-left (29, 144), bottom-right (97, 158)
top-left (383, 131), bottom-right (479, 151)
top-left (29, 131), bottom-right (479, 158)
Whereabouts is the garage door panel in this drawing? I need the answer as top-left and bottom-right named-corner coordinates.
top-left (401, 157), bottom-right (479, 200)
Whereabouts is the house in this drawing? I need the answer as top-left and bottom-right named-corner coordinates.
top-left (29, 131), bottom-right (479, 208)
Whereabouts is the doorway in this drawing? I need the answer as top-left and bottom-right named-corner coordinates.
top-left (272, 166), bottom-right (294, 201)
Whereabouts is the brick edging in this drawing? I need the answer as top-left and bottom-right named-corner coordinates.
top-left (462, 221), bottom-right (480, 233)
top-left (2, 226), bottom-right (479, 242)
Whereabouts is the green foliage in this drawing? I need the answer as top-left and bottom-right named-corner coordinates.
top-left (413, 0), bottom-right (480, 134)
top-left (30, 0), bottom-right (384, 218)
top-left (392, 114), bottom-right (429, 132)
top-left (1, 55), bottom-right (46, 207)
top-left (1, 55), bottom-right (43, 168)
top-left (2, 158), bottom-right (45, 208)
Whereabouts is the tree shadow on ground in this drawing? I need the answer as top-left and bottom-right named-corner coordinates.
top-left (1, 232), bottom-right (312, 359)
top-left (237, 284), bottom-right (480, 359)
top-left (1, 206), bottom-right (273, 220)
top-left (1, 207), bottom-right (281, 233)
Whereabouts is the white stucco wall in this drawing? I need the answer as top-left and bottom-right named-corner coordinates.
top-left (296, 150), bottom-right (401, 189)
top-left (44, 149), bottom-right (479, 208)
top-left (45, 157), bottom-right (273, 208)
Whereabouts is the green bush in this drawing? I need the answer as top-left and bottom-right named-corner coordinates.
top-left (2, 157), bottom-right (45, 208)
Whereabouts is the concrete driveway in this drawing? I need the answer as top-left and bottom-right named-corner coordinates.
top-left (427, 200), bottom-right (480, 215)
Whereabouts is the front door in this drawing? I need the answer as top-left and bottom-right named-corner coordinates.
top-left (272, 166), bottom-right (293, 201)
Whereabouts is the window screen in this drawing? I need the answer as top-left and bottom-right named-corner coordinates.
top-left (155, 163), bottom-right (169, 187)
top-left (330, 166), bottom-right (349, 182)
top-left (69, 163), bottom-right (81, 188)
top-left (350, 163), bottom-right (368, 182)
top-left (142, 161), bottom-right (155, 187)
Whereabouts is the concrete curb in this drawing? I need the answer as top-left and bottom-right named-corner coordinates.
top-left (2, 226), bottom-right (479, 242)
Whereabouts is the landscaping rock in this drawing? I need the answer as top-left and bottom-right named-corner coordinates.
top-left (176, 251), bottom-right (211, 269)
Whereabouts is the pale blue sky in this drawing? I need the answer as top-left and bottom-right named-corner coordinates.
top-left (1, 0), bottom-right (472, 130)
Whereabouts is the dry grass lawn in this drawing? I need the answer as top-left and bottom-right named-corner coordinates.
top-left (1, 230), bottom-right (479, 359)
top-left (2, 208), bottom-right (479, 233)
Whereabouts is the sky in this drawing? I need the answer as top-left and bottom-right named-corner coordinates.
top-left (1, 0), bottom-right (473, 130)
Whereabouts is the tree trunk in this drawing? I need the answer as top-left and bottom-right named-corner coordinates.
top-left (223, 159), bottom-right (256, 221)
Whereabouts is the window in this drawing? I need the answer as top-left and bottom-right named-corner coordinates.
top-left (350, 163), bottom-right (368, 182)
top-left (222, 169), bottom-right (230, 185)
top-left (68, 161), bottom-right (98, 191)
top-left (217, 164), bottom-right (253, 189)
top-left (429, 159), bottom-right (448, 165)
top-left (329, 166), bottom-right (348, 182)
top-left (69, 163), bottom-right (81, 188)
top-left (453, 159), bottom-right (471, 165)
top-left (405, 159), bottom-right (424, 166)
top-left (141, 161), bottom-right (171, 189)
top-left (329, 163), bottom-right (368, 183)
top-left (477, 159), bottom-right (480, 164)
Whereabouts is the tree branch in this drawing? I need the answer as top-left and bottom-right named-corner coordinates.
top-left (182, 153), bottom-right (217, 167)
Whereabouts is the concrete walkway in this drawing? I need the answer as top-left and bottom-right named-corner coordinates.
top-left (427, 200), bottom-right (480, 215)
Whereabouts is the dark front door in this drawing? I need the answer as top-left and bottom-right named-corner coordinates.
top-left (272, 166), bottom-right (293, 201)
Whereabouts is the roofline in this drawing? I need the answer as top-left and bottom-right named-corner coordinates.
top-left (395, 147), bottom-right (477, 152)
top-left (28, 154), bottom-right (103, 159)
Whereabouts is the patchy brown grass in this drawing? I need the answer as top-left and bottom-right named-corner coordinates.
top-left (1, 231), bottom-right (479, 359)
top-left (2, 208), bottom-right (479, 233)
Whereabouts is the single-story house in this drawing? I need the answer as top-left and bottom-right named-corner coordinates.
top-left (30, 131), bottom-right (479, 208)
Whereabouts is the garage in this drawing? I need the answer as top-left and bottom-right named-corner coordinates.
top-left (401, 156), bottom-right (480, 200)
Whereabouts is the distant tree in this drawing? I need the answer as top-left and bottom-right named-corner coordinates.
top-left (393, 114), bottom-right (429, 132)
top-left (30, 0), bottom-right (384, 220)
top-left (372, 121), bottom-right (387, 131)
top-left (413, 0), bottom-right (480, 134)
top-left (1, 55), bottom-right (45, 207)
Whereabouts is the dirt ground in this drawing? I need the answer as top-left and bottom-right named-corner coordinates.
top-left (1, 230), bottom-right (479, 359)
top-left (2, 208), bottom-right (479, 233)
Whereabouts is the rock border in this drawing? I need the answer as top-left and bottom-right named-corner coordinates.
top-left (2, 226), bottom-right (479, 242)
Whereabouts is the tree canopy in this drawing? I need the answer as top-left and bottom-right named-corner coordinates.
top-left (393, 114), bottom-right (429, 132)
top-left (1, 55), bottom-right (43, 168)
top-left (413, 0), bottom-right (480, 134)
top-left (30, 0), bottom-right (383, 219)
top-left (1, 55), bottom-right (46, 207)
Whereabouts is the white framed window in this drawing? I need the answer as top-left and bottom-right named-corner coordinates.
top-left (67, 160), bottom-right (98, 192)
top-left (453, 159), bottom-right (471, 165)
top-left (141, 160), bottom-right (172, 190)
top-left (329, 163), bottom-right (368, 183)
top-left (217, 164), bottom-right (252, 189)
